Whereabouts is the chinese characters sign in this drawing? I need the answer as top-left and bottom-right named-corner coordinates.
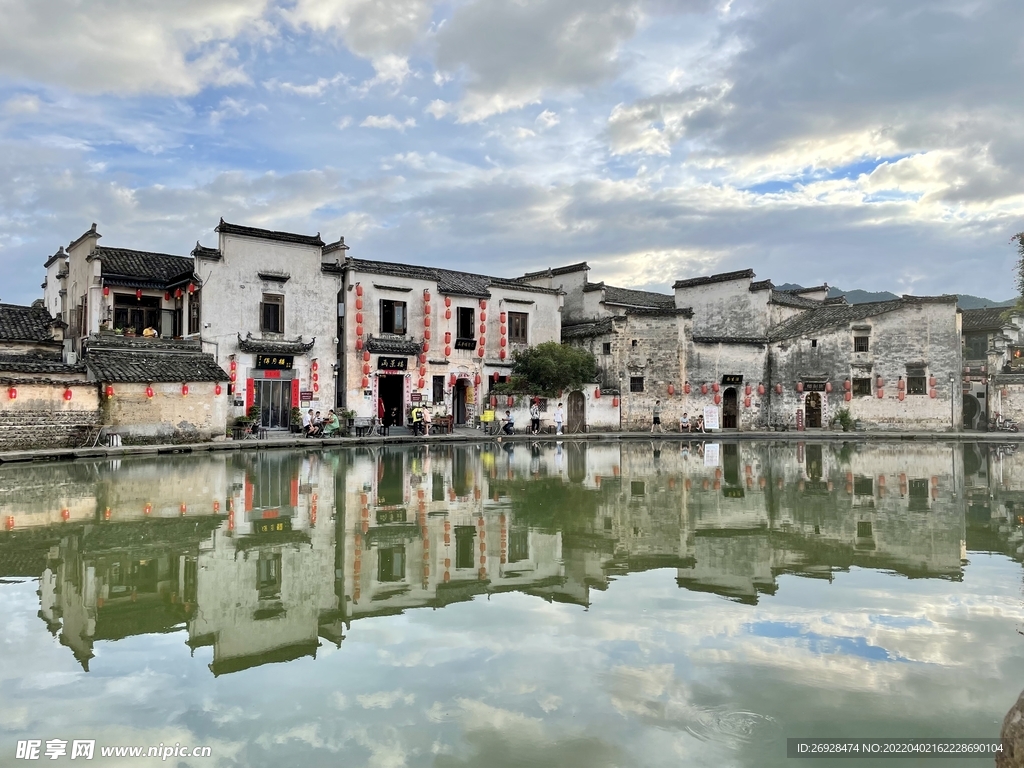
top-left (377, 356), bottom-right (408, 371)
top-left (256, 354), bottom-right (293, 369)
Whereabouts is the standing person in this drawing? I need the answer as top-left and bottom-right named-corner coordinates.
top-left (530, 400), bottom-right (541, 435)
top-left (302, 409), bottom-right (313, 437)
top-left (423, 408), bottom-right (432, 437)
top-left (553, 402), bottom-right (565, 435)
top-left (377, 397), bottom-right (385, 430)
top-left (651, 400), bottom-right (663, 434)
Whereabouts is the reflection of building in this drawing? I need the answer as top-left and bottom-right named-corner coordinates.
top-left (8, 440), bottom-right (1024, 675)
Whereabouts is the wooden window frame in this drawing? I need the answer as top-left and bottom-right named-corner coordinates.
top-left (508, 311), bottom-right (528, 344)
top-left (260, 293), bottom-right (284, 334)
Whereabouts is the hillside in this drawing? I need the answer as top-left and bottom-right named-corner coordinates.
top-left (775, 283), bottom-right (1014, 309)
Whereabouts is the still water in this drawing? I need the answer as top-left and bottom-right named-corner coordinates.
top-left (1, 440), bottom-right (1022, 767)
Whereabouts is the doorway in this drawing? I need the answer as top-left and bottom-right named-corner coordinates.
top-left (379, 375), bottom-right (405, 426)
top-left (567, 391), bottom-right (585, 433)
top-left (804, 392), bottom-right (822, 428)
top-left (722, 387), bottom-right (738, 428)
top-left (256, 380), bottom-right (292, 429)
top-left (454, 380), bottom-right (468, 425)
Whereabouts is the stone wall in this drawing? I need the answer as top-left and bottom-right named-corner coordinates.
top-left (0, 382), bottom-right (100, 451)
top-left (102, 381), bottom-right (229, 443)
top-left (991, 375), bottom-right (1024, 427)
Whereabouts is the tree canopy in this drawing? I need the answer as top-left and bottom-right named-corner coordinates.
top-left (503, 341), bottom-right (597, 396)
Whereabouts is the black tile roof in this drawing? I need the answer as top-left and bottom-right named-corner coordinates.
top-left (585, 282), bottom-right (675, 309)
top-left (348, 258), bottom-right (561, 297)
top-left (85, 349), bottom-right (229, 383)
top-left (86, 335), bottom-right (203, 353)
top-left (673, 269), bottom-right (755, 290)
top-left (561, 318), bottom-right (616, 340)
top-left (768, 296), bottom-right (957, 341)
top-left (366, 336), bottom-right (424, 355)
top-left (94, 247), bottom-right (194, 286)
top-left (623, 307), bottom-right (693, 318)
top-left (961, 307), bottom-right (1013, 333)
top-left (692, 336), bottom-right (768, 345)
top-left (217, 219), bottom-right (325, 247)
top-left (323, 238), bottom-right (350, 256)
top-left (237, 333), bottom-right (315, 355)
top-left (191, 242), bottom-right (221, 261)
top-left (749, 279), bottom-right (773, 292)
top-left (521, 262), bottom-right (589, 279)
top-left (0, 353), bottom-right (85, 375)
top-left (0, 303), bottom-right (57, 342)
top-left (771, 291), bottom-right (822, 310)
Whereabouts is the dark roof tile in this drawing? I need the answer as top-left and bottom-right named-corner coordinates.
top-left (769, 296), bottom-right (957, 341)
top-left (561, 318), bottom-right (616, 339)
top-left (0, 303), bottom-right (57, 342)
top-left (85, 349), bottom-right (229, 383)
top-left (586, 282), bottom-right (675, 309)
top-left (673, 269), bottom-right (755, 290)
top-left (237, 333), bottom-right (315, 355)
top-left (961, 307), bottom-right (1014, 333)
top-left (0, 353), bottom-right (85, 375)
top-left (191, 242), bottom-right (221, 261)
top-left (349, 258), bottom-right (560, 297)
top-left (94, 247), bottom-right (194, 286)
top-left (217, 219), bottom-right (325, 247)
top-left (366, 336), bottom-right (423, 355)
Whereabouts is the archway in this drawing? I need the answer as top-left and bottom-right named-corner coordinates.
top-left (804, 392), bottom-right (822, 428)
top-left (963, 394), bottom-right (983, 431)
top-left (567, 391), bottom-right (586, 433)
top-left (722, 387), bottom-right (739, 429)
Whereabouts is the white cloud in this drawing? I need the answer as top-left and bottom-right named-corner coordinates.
top-left (425, 100), bottom-right (452, 119)
top-left (337, 116), bottom-right (353, 130)
top-left (357, 689), bottom-right (416, 708)
top-left (3, 94), bottom-right (41, 114)
top-left (535, 109), bottom-right (560, 129)
top-left (264, 73), bottom-right (348, 97)
top-left (361, 114), bottom-right (417, 131)
top-left (284, 0), bottom-right (433, 60)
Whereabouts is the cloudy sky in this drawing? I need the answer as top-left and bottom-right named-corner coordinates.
top-left (1, 0), bottom-right (1022, 306)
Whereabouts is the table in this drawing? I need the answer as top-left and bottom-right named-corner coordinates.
top-left (431, 416), bottom-right (454, 435)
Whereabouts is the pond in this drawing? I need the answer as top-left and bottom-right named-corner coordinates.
top-left (1, 440), bottom-right (1022, 767)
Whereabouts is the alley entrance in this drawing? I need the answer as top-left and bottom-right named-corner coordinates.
top-left (378, 375), bottom-right (405, 426)
top-left (722, 387), bottom-right (738, 429)
top-left (567, 391), bottom-right (586, 433)
top-left (804, 392), bottom-right (822, 428)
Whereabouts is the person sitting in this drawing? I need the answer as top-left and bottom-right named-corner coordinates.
top-left (502, 410), bottom-right (515, 435)
top-left (309, 411), bottom-right (323, 437)
top-left (302, 408), bottom-right (313, 437)
top-left (695, 414), bottom-right (706, 433)
top-left (323, 410), bottom-right (341, 436)
top-left (680, 412), bottom-right (690, 433)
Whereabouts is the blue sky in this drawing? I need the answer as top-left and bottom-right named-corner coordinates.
top-left (1, 0), bottom-right (1022, 305)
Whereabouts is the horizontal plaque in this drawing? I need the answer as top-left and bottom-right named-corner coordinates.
top-left (377, 356), bottom-right (408, 370)
top-left (256, 354), bottom-right (293, 369)
top-left (253, 518), bottom-right (293, 535)
top-left (803, 382), bottom-right (827, 392)
top-left (454, 338), bottom-right (477, 350)
top-left (721, 374), bottom-right (743, 386)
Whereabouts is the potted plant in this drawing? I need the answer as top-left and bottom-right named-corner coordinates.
top-left (831, 408), bottom-right (853, 432)
top-left (290, 406), bottom-right (303, 433)
top-left (124, 327), bottom-right (136, 338)
top-left (114, 327), bottom-right (124, 336)
top-left (342, 409), bottom-right (356, 427)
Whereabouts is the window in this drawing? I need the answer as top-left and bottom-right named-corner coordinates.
top-left (631, 339), bottom-right (638, 347)
top-left (256, 554), bottom-right (282, 600)
top-left (433, 375), bottom-right (445, 403)
top-left (853, 377), bottom-right (872, 396)
top-left (508, 529), bottom-right (529, 563)
top-left (908, 479), bottom-right (929, 511)
top-left (114, 294), bottom-right (161, 336)
top-left (432, 472), bottom-right (445, 502)
top-left (907, 376), bottom-right (926, 395)
top-left (965, 334), bottom-right (988, 359)
top-left (457, 307), bottom-right (475, 339)
top-left (854, 336), bottom-right (870, 352)
top-left (630, 376), bottom-right (644, 393)
top-left (853, 476), bottom-right (873, 496)
top-left (811, 339), bottom-right (817, 348)
top-left (261, 294), bottom-right (283, 333)
top-left (380, 299), bottom-right (407, 335)
top-left (376, 546), bottom-right (406, 582)
top-left (188, 289), bottom-right (201, 335)
top-left (856, 521), bottom-right (873, 539)
top-left (455, 526), bottom-right (476, 569)
top-left (631, 481), bottom-right (645, 496)
top-left (602, 342), bottom-right (611, 355)
top-left (509, 312), bottom-right (528, 344)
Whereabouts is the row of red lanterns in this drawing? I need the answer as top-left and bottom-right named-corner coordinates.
top-left (102, 285), bottom-right (196, 299)
top-left (8, 383), bottom-right (223, 400)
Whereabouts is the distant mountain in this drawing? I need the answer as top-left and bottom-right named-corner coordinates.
top-left (775, 282), bottom-right (1014, 309)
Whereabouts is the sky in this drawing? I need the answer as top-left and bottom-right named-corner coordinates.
top-left (1, 0), bottom-right (1022, 306)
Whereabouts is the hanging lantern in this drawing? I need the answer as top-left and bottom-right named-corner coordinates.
top-left (744, 397), bottom-right (752, 408)
top-left (478, 347), bottom-right (485, 357)
top-left (445, 345), bottom-right (452, 356)
top-left (612, 396), bottom-right (619, 407)
top-left (507, 395), bottom-right (514, 407)
top-left (594, 387), bottom-right (601, 398)
top-left (825, 382), bottom-right (832, 393)
top-left (796, 381), bottom-right (804, 393)
top-left (844, 391), bottom-right (852, 402)
top-left (714, 393), bottom-right (722, 405)
top-left (61, 508), bottom-right (70, 521)
top-left (668, 383), bottom-right (675, 395)
top-left (479, 336), bottom-right (486, 347)
top-left (500, 325), bottom-right (507, 335)
top-left (897, 378), bottom-right (905, 391)
top-left (355, 298), bottom-right (363, 310)
top-left (164, 291), bottom-right (171, 301)
top-left (684, 382), bottom-right (691, 394)
top-left (500, 312), bottom-right (506, 323)
top-left (103, 285), bottom-right (110, 297)
top-left (877, 388), bottom-right (884, 399)
top-left (745, 384), bottom-right (752, 396)
top-left (423, 341), bottom-right (430, 352)
top-left (479, 323), bottom-right (486, 335)
top-left (474, 373), bottom-right (481, 386)
top-left (146, 385), bottom-right (154, 398)
top-left (701, 383), bottom-right (708, 395)
top-left (419, 353), bottom-right (427, 364)
top-left (492, 371), bottom-right (500, 382)
top-left (775, 383), bottom-right (783, 395)
top-left (355, 312), bottom-right (363, 324)
top-left (424, 289), bottom-right (431, 301)
top-left (181, 383), bottom-right (189, 396)
top-left (6, 387), bottom-right (15, 400)
top-left (175, 288), bottom-right (182, 299)
top-left (215, 383), bottom-right (222, 395)
top-left (480, 311), bottom-right (486, 322)
top-left (313, 382), bottom-right (319, 393)
top-left (311, 360), bottom-right (318, 372)
top-left (354, 284), bottom-right (364, 297)
top-left (712, 382), bottom-right (720, 393)
top-left (363, 350), bottom-right (371, 362)
top-left (180, 503), bottom-right (187, 515)
top-left (445, 309), bottom-right (452, 320)
top-left (929, 376), bottom-right (937, 388)
top-left (449, 374), bottom-right (457, 387)
top-left (843, 379), bottom-right (851, 391)
top-left (105, 385), bottom-right (114, 398)
top-left (63, 388), bottom-right (73, 401)
top-left (312, 372), bottom-right (319, 382)
top-left (188, 282), bottom-right (196, 294)
top-left (499, 349), bottom-right (506, 360)
top-left (361, 376), bottom-right (369, 388)
top-left (419, 365), bottom-right (426, 376)
top-left (355, 324), bottom-right (363, 336)
top-left (929, 388), bottom-right (938, 398)
top-left (480, 300), bottom-right (487, 309)
top-left (444, 331), bottom-right (452, 344)
top-left (876, 376), bottom-right (885, 388)
top-left (499, 337), bottom-right (506, 347)
top-left (424, 316), bottom-right (431, 328)
top-left (490, 395), bottom-right (497, 407)
top-left (424, 329), bottom-right (431, 340)
top-left (898, 390), bottom-right (905, 402)
top-left (418, 378), bottom-right (425, 389)
top-left (363, 363), bottom-right (371, 375)
top-left (758, 383), bottom-right (765, 395)
top-left (444, 296), bottom-right (451, 307)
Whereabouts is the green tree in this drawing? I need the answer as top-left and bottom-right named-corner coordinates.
top-left (1014, 232), bottom-right (1024, 300)
top-left (507, 341), bottom-right (597, 396)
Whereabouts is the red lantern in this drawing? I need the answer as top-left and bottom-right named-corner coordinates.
top-left (418, 378), bottom-right (425, 389)
top-left (479, 337), bottom-right (485, 347)
top-left (355, 284), bottom-right (364, 296)
top-left (313, 382), bottom-right (319, 392)
top-left (312, 372), bottom-right (319, 382)
top-left (684, 382), bottom-right (691, 394)
top-left (419, 353), bottom-right (427, 364)
top-left (843, 379), bottom-right (851, 391)
top-left (612, 396), bottom-right (619, 407)
top-left (498, 337), bottom-right (506, 347)
top-left (134, 288), bottom-right (141, 300)
top-left (188, 282), bottom-right (196, 294)
top-left (844, 391), bottom-right (852, 402)
top-left (181, 383), bottom-right (189, 396)
top-left (594, 387), bottom-right (601, 398)
top-left (898, 390), bottom-right (905, 402)
top-left (499, 348), bottom-right (507, 359)
top-left (668, 383), bottom-right (675, 395)
top-left (6, 387), bottom-right (15, 400)
top-left (929, 376), bottom-right (937, 387)
top-left (424, 304), bottom-right (432, 316)
top-left (701, 383), bottom-right (708, 395)
top-left (361, 376), bottom-right (369, 388)
top-left (712, 382), bottom-right (720, 393)
top-left (876, 376), bottom-right (885, 388)
top-left (714, 393), bottom-right (722, 405)
top-left (825, 382), bottom-right (832, 393)
top-left (775, 383), bottom-right (783, 395)
top-left (877, 388), bottom-right (884, 399)
top-left (897, 378), bottom-right (905, 391)
top-left (61, 508), bottom-right (70, 521)
top-left (419, 366), bottom-right (426, 376)
top-left (355, 338), bottom-right (363, 351)
top-left (146, 385), bottom-right (154, 398)
top-left (355, 298), bottom-right (363, 310)
top-left (445, 309), bottom-right (452, 320)
top-left (105, 385), bottom-right (114, 398)
top-left (424, 289), bottom-right (431, 301)
top-left (5, 516), bottom-right (13, 531)
top-left (507, 396), bottom-right (514, 407)
top-left (175, 288), bottom-right (182, 299)
top-left (424, 316), bottom-right (431, 327)
top-left (479, 323), bottom-right (486, 335)
top-left (478, 348), bottom-right (485, 357)
top-left (312, 360), bottom-right (318, 372)
top-left (363, 364), bottom-right (371, 375)
top-left (450, 374), bottom-right (457, 387)
top-left (480, 311), bottom-right (486, 322)
top-left (744, 397), bottom-right (752, 408)
top-left (444, 296), bottom-right (451, 307)
top-left (363, 351), bottom-right (371, 362)
top-left (745, 384), bottom-right (752, 396)
top-left (500, 325), bottom-right (506, 335)
top-left (444, 331), bottom-right (452, 344)
top-left (424, 329), bottom-right (431, 340)
top-left (480, 300), bottom-right (487, 309)
top-left (103, 285), bottom-right (110, 296)
top-left (929, 388), bottom-right (937, 398)
top-left (758, 383), bottom-right (765, 395)
top-left (355, 312), bottom-right (363, 324)
top-left (445, 346), bottom-right (452, 356)
top-left (164, 292), bottom-right (171, 301)
top-left (63, 388), bottom-right (73, 401)
top-left (215, 383), bottom-right (222, 395)
top-left (474, 374), bottom-right (481, 386)
top-left (796, 381), bottom-right (804, 393)
top-left (423, 342), bottom-right (430, 352)
top-left (490, 395), bottom-right (497, 407)
top-left (355, 325), bottom-right (363, 336)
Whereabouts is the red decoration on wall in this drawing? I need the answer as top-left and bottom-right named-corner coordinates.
top-left (361, 376), bottom-right (369, 388)
top-left (355, 284), bottom-right (363, 296)
top-left (363, 351), bottom-right (371, 362)
top-left (355, 325), bottom-right (363, 336)
top-left (612, 396), bottom-right (619, 407)
top-left (744, 397), bottom-right (752, 408)
top-left (423, 341), bottom-right (430, 353)
top-left (499, 349), bottom-right (506, 359)
top-left (844, 391), bottom-right (852, 402)
top-left (445, 309), bottom-right (452, 320)
top-left (745, 384), bottom-right (752, 396)
top-left (478, 347), bottom-right (485, 357)
top-left (701, 383), bottom-right (708, 395)
top-left (418, 378), bottom-right (425, 389)
top-left (897, 378), bottom-right (905, 390)
top-left (714, 393), bottom-right (722, 405)
top-left (877, 389), bottom-right (884, 399)
top-left (103, 285), bottom-right (110, 296)
top-left (668, 383), bottom-right (675, 395)
top-left (758, 383), bottom-right (766, 395)
top-left (419, 353), bottom-right (427, 364)
top-left (507, 396), bottom-right (514, 407)
top-left (355, 338), bottom-right (363, 351)
top-left (450, 374), bottom-right (457, 387)
top-left (175, 288), bottom-right (182, 299)
top-left (898, 390), bottom-right (905, 401)
top-left (164, 292), bottom-right (171, 301)
top-left (136, 288), bottom-right (143, 300)
top-left (444, 296), bottom-right (451, 307)
top-left (63, 388), bottom-right (72, 401)
top-left (7, 387), bottom-right (15, 400)
top-left (499, 337), bottom-right (506, 347)
top-left (105, 385), bottom-right (114, 398)
top-left (474, 374), bottom-right (481, 386)
top-left (876, 376), bottom-right (885, 388)
top-left (929, 388), bottom-right (937, 398)
top-left (445, 345), bottom-right (452, 356)
top-left (423, 289), bottom-right (431, 301)
top-left (500, 325), bottom-right (506, 335)
top-left (480, 311), bottom-right (486, 322)
top-left (424, 329), bottom-right (431, 340)
top-left (181, 383), bottom-right (189, 396)
top-left (796, 381), bottom-right (804, 393)
top-left (215, 384), bottom-right (222, 395)
top-left (188, 282), bottom-right (196, 294)
top-left (479, 336), bottom-right (485, 347)
top-left (490, 395), bottom-right (497, 407)
top-left (355, 312), bottom-right (363, 324)
top-left (594, 387), bottom-right (601, 398)
top-left (929, 376), bottom-right (937, 387)
top-left (363, 363), bottom-right (371, 375)
top-left (825, 382), bottom-right (832, 393)
top-left (424, 316), bottom-right (431, 327)
top-left (355, 298), bottom-right (363, 310)
top-left (775, 383), bottom-right (783, 395)
top-left (712, 382), bottom-right (720, 393)
top-left (479, 300), bottom-right (487, 309)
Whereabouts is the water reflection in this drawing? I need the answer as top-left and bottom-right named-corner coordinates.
top-left (2, 440), bottom-right (1020, 680)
